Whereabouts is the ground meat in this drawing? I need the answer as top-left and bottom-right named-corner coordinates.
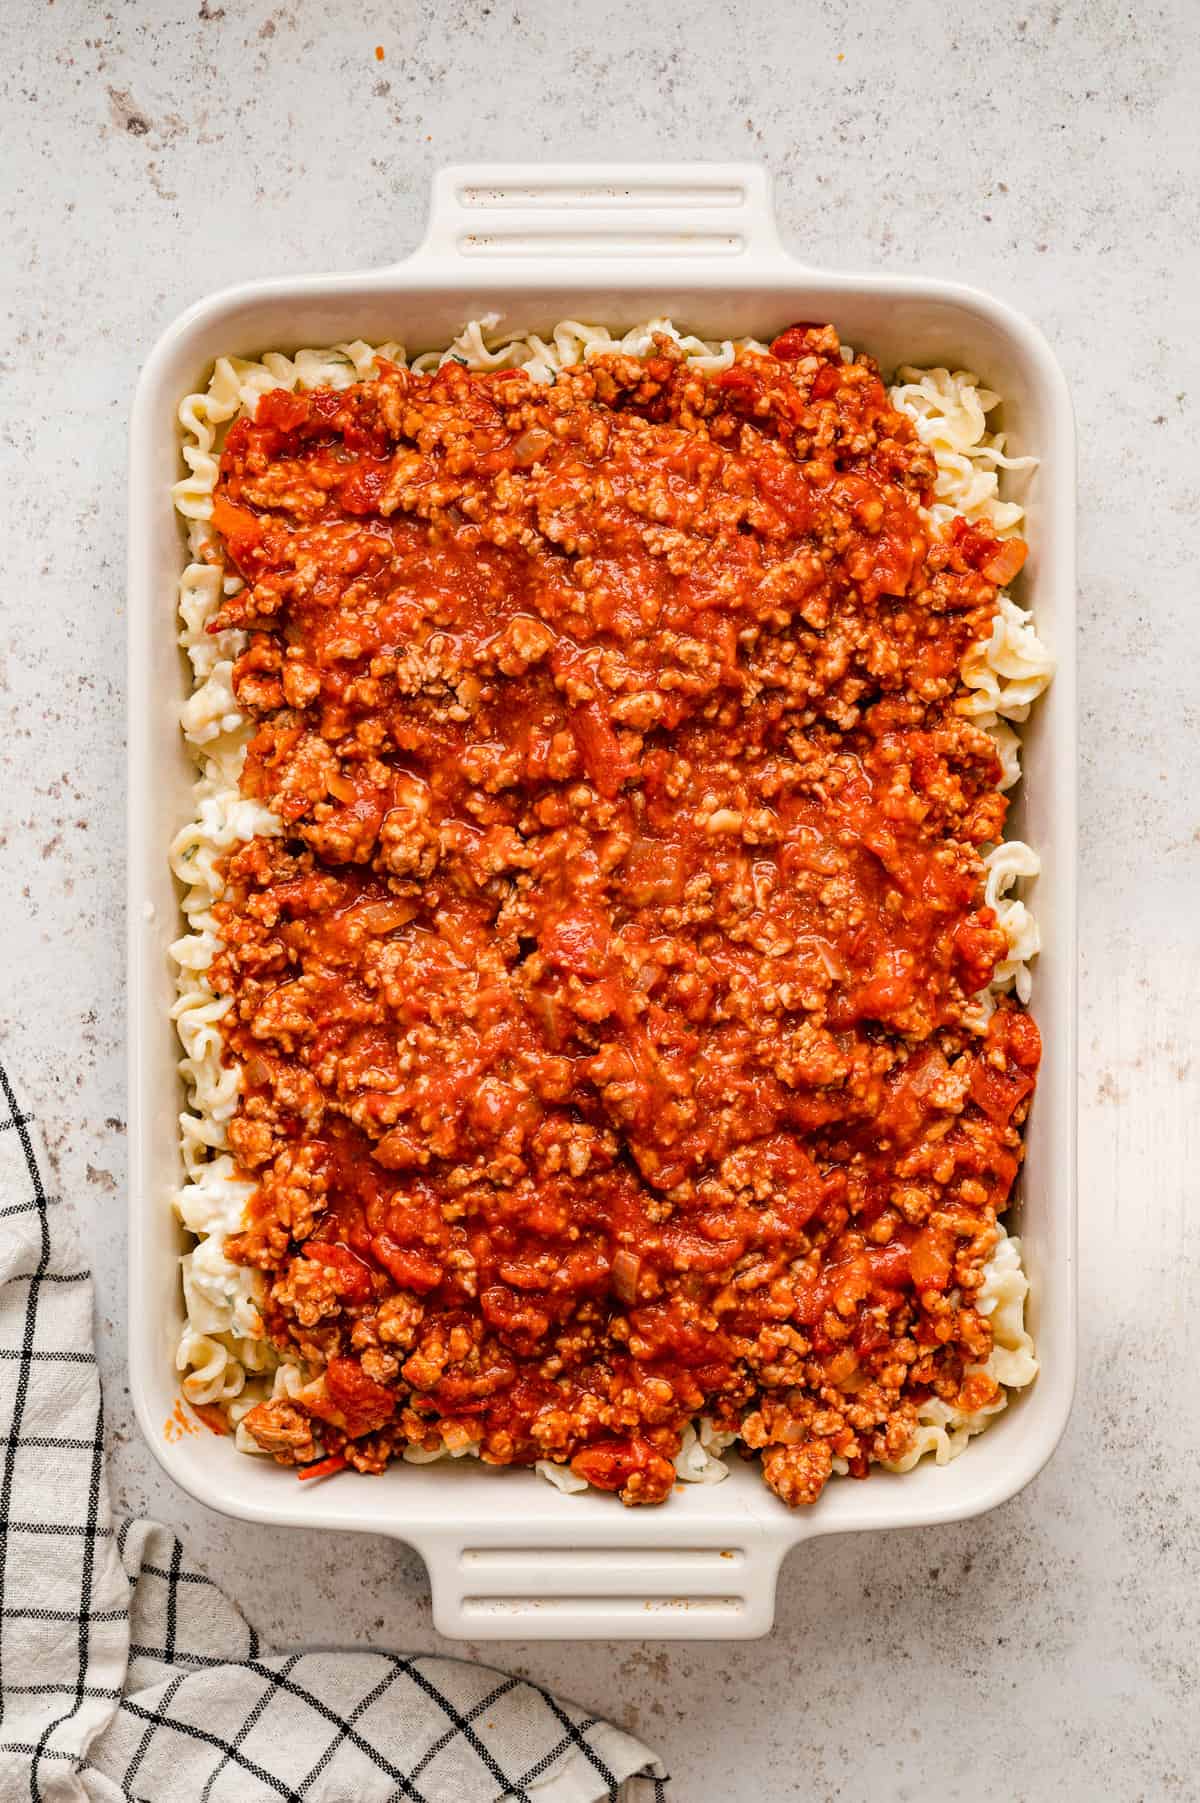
top-left (240, 1399), bottom-right (318, 1466)
top-left (761, 1440), bottom-right (835, 1508)
top-left (208, 327), bottom-right (1039, 1504)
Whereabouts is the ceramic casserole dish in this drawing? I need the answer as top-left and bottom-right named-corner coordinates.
top-left (128, 163), bottom-right (1077, 1639)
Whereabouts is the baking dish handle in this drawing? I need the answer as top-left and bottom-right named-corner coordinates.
top-left (409, 163), bottom-right (793, 271)
top-left (411, 1520), bottom-right (788, 1641)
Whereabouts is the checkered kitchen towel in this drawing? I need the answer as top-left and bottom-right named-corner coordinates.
top-left (0, 1064), bottom-right (669, 1802)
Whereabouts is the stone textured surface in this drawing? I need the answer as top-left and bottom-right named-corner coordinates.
top-left (2, 1), bottom-right (1198, 1796)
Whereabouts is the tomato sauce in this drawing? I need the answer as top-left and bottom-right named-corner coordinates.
top-left (209, 326), bottom-right (1039, 1506)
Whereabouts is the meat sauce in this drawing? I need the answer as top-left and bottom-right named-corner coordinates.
top-left (208, 325), bottom-right (1039, 1506)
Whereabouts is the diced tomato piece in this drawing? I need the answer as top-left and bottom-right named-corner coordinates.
top-left (540, 907), bottom-right (609, 977)
top-left (715, 362), bottom-right (767, 403)
top-left (318, 1356), bottom-right (396, 1437)
top-left (210, 494), bottom-right (264, 568)
top-left (989, 1005), bottom-right (1043, 1071)
top-left (970, 1007), bottom-right (1041, 1129)
top-left (953, 912), bottom-right (1004, 996)
top-left (569, 698), bottom-right (631, 799)
top-left (854, 1313), bottom-right (893, 1356)
top-left (570, 1439), bottom-right (645, 1489)
top-left (970, 1059), bottom-right (1037, 1128)
top-left (949, 516), bottom-right (999, 569)
top-left (949, 516), bottom-right (1028, 586)
top-left (340, 461), bottom-right (391, 513)
top-left (660, 1220), bottom-right (748, 1273)
top-left (255, 388), bottom-right (311, 434)
top-left (867, 1241), bottom-right (912, 1295)
top-left (369, 1232), bottom-right (443, 1295)
top-left (626, 1303), bottom-right (732, 1368)
top-left (908, 1226), bottom-right (955, 1293)
top-left (769, 324), bottom-right (825, 361)
top-left (570, 1436), bottom-right (674, 1502)
top-left (479, 1284), bottom-right (551, 1341)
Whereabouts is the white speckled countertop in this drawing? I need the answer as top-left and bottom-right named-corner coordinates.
top-left (3, 1), bottom-right (1198, 1796)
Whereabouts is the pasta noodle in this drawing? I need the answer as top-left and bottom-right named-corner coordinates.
top-left (881, 1225), bottom-right (1038, 1471)
top-left (889, 364), bottom-right (1036, 534)
top-left (170, 317), bottom-right (1048, 1487)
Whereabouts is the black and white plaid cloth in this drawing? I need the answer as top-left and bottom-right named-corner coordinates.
top-left (0, 1064), bottom-right (669, 1802)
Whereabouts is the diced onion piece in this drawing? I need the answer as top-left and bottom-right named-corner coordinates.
top-left (512, 427), bottom-right (554, 467)
top-left (980, 539), bottom-right (1027, 586)
top-left (611, 1249), bottom-right (641, 1304)
top-left (358, 900), bottom-right (417, 934)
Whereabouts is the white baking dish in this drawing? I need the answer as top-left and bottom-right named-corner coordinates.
top-left (127, 164), bottom-right (1077, 1640)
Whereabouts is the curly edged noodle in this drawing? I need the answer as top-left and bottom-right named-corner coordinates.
top-left (889, 364), bottom-right (1054, 1025)
top-left (169, 319), bottom-right (1047, 1484)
